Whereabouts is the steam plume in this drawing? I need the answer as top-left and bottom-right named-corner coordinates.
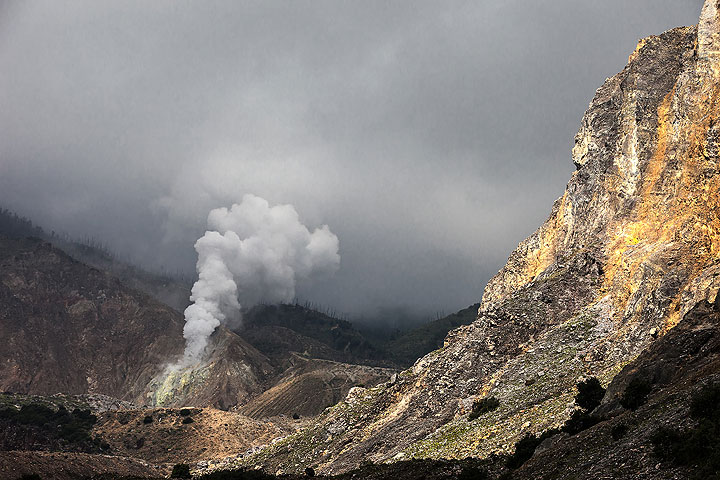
top-left (181, 194), bottom-right (340, 364)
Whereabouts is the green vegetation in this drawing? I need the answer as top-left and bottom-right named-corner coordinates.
top-left (0, 207), bottom-right (44, 239)
top-left (611, 423), bottom-right (628, 441)
top-left (170, 464), bottom-right (192, 479)
top-left (498, 377), bottom-right (607, 471)
top-left (468, 397), bottom-right (500, 421)
top-left (378, 304), bottom-right (480, 367)
top-left (0, 402), bottom-right (98, 450)
top-left (574, 377), bottom-right (605, 411)
top-left (506, 429), bottom-right (559, 470)
top-left (561, 409), bottom-right (600, 435)
top-left (242, 303), bottom-right (384, 366)
top-left (651, 382), bottom-right (720, 479)
top-left (560, 377), bottom-right (604, 435)
top-left (620, 377), bottom-right (652, 410)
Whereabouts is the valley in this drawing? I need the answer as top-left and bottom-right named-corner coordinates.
top-left (2, 2), bottom-right (720, 479)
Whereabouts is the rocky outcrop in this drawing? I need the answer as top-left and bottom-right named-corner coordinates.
top-left (245, 3), bottom-right (720, 474)
top-left (510, 296), bottom-right (720, 480)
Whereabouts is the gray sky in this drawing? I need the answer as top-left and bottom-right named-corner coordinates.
top-left (0, 0), bottom-right (704, 320)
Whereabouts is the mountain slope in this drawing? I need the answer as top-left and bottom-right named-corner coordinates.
top-left (0, 236), bottom-right (279, 410)
top-left (511, 296), bottom-right (720, 480)
top-left (238, 357), bottom-right (395, 419)
top-left (240, 304), bottom-right (391, 367)
top-left (243, 4), bottom-right (720, 474)
top-left (379, 304), bottom-right (480, 367)
top-left (0, 235), bottom-right (393, 417)
top-left (0, 235), bottom-right (185, 400)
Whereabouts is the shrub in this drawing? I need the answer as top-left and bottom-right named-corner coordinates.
top-left (559, 378), bottom-right (606, 436)
top-left (143, 415), bottom-right (153, 424)
top-left (561, 409), bottom-right (600, 435)
top-left (17, 404), bottom-right (55, 426)
top-left (611, 423), bottom-right (628, 441)
top-left (71, 408), bottom-right (96, 424)
top-left (505, 429), bottom-right (559, 470)
top-left (620, 377), bottom-right (652, 410)
top-left (0, 402), bottom-right (98, 451)
top-left (182, 416), bottom-right (195, 424)
top-left (458, 465), bottom-right (488, 480)
top-left (650, 426), bottom-right (682, 461)
top-left (179, 408), bottom-right (192, 417)
top-left (304, 467), bottom-right (315, 477)
top-left (171, 463), bottom-right (192, 478)
top-left (689, 382), bottom-right (720, 421)
top-left (650, 383), bottom-right (720, 479)
top-left (469, 397), bottom-right (500, 421)
top-left (197, 469), bottom-right (278, 479)
top-left (292, 413), bottom-right (300, 420)
top-left (575, 377), bottom-right (605, 411)
top-left (506, 433), bottom-right (542, 469)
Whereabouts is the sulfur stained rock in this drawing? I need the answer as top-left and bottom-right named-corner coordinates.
top-left (245, 3), bottom-right (720, 475)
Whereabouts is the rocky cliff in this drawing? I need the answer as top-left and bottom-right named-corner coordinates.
top-left (245, 3), bottom-right (720, 474)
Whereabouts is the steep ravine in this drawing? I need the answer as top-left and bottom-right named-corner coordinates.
top-left (245, 3), bottom-right (720, 475)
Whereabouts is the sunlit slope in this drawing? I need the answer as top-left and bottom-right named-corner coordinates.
top-left (246, 6), bottom-right (720, 474)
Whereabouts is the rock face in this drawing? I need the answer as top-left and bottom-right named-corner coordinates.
top-left (0, 235), bottom-right (393, 416)
top-left (512, 297), bottom-right (720, 480)
top-left (0, 236), bottom-right (185, 400)
top-left (0, 236), bottom-right (279, 409)
top-left (248, 4), bottom-right (720, 474)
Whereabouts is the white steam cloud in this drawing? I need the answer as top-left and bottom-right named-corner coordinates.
top-left (181, 194), bottom-right (340, 364)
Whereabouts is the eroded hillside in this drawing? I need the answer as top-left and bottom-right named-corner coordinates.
top-left (0, 236), bottom-right (392, 416)
top-left (242, 3), bottom-right (720, 475)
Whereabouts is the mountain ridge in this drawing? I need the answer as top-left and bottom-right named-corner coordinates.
top-left (237, 7), bottom-right (720, 475)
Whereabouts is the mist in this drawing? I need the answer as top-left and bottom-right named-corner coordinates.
top-left (0, 0), bottom-right (704, 320)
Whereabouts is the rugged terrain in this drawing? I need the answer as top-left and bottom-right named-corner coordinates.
top-left (93, 407), bottom-right (297, 466)
top-left (0, 235), bottom-right (394, 415)
top-left (236, 2), bottom-right (720, 475)
top-left (3, 3), bottom-right (720, 480)
top-left (0, 235), bottom-right (186, 401)
top-left (240, 304), bottom-right (391, 368)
